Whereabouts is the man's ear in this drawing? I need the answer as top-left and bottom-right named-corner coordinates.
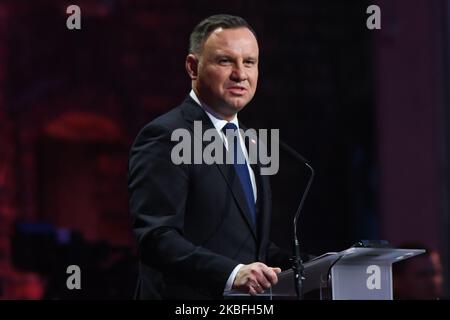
top-left (185, 54), bottom-right (199, 80)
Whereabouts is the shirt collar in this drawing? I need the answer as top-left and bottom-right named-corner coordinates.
top-left (189, 89), bottom-right (240, 132)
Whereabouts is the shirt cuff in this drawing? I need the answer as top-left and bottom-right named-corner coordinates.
top-left (224, 264), bottom-right (244, 293)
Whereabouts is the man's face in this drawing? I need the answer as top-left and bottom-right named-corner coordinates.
top-left (188, 27), bottom-right (259, 119)
top-left (395, 253), bottom-right (443, 300)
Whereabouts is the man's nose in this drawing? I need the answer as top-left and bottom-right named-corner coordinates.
top-left (230, 63), bottom-right (247, 82)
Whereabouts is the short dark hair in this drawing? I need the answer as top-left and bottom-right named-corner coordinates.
top-left (189, 14), bottom-right (257, 54)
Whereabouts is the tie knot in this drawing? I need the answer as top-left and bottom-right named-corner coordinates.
top-left (222, 122), bottom-right (238, 132)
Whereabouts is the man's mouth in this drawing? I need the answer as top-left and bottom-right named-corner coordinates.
top-left (227, 86), bottom-right (247, 95)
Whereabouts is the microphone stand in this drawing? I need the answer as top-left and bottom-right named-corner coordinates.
top-left (239, 122), bottom-right (315, 300)
top-left (279, 141), bottom-right (315, 300)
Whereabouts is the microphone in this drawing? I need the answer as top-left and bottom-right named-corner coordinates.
top-left (238, 122), bottom-right (314, 299)
top-left (278, 139), bottom-right (315, 300)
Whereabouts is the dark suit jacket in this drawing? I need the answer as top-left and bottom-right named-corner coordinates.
top-left (128, 96), bottom-right (291, 299)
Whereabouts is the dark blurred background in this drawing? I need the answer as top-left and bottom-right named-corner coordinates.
top-left (0, 0), bottom-right (448, 299)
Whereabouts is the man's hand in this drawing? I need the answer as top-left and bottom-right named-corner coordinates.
top-left (232, 262), bottom-right (282, 295)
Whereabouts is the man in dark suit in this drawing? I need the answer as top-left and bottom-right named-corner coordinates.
top-left (128, 14), bottom-right (291, 299)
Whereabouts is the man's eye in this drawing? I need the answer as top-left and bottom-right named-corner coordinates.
top-left (218, 59), bottom-right (231, 64)
top-left (244, 61), bottom-right (256, 66)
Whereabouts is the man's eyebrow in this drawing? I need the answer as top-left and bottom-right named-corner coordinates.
top-left (212, 52), bottom-right (258, 62)
top-left (215, 54), bottom-right (233, 58)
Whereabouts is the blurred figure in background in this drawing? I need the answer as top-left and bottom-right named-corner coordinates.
top-left (393, 243), bottom-right (443, 300)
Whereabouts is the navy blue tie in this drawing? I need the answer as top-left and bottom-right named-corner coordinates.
top-left (222, 123), bottom-right (256, 226)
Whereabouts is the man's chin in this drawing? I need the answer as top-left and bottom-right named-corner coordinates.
top-left (225, 97), bottom-right (251, 111)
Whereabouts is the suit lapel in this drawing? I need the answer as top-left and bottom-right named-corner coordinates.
top-left (181, 97), bottom-right (258, 240)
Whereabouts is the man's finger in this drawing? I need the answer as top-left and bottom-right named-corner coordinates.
top-left (255, 283), bottom-right (265, 294)
top-left (252, 270), bottom-right (271, 289)
top-left (260, 265), bottom-right (279, 285)
top-left (250, 281), bottom-right (265, 294)
top-left (248, 286), bottom-right (258, 296)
